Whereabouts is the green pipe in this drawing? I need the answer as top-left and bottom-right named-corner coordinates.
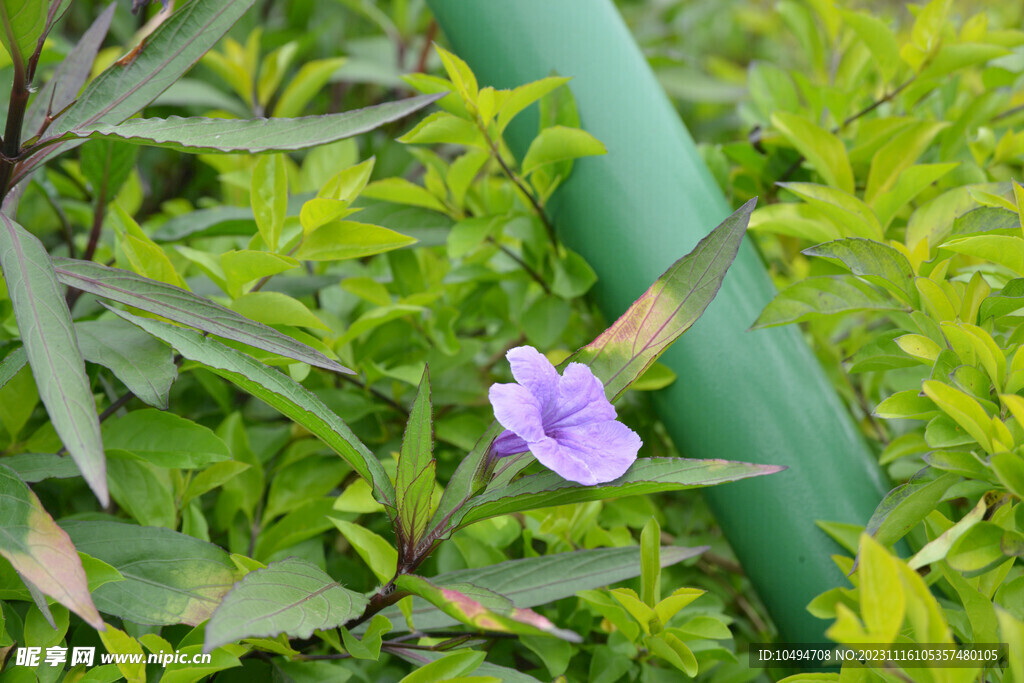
top-left (425, 0), bottom-right (891, 643)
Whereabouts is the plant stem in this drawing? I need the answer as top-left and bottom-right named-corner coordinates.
top-left (487, 237), bottom-right (551, 294)
top-left (0, 46), bottom-right (29, 200)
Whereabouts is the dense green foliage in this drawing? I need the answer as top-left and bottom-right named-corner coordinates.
top-left (0, 0), bottom-right (1021, 682)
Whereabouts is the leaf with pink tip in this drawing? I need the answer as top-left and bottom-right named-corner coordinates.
top-left (0, 465), bottom-right (104, 629)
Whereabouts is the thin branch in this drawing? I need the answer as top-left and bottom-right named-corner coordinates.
top-left (836, 76), bottom-right (915, 131)
top-left (487, 237), bottom-right (551, 294)
top-left (486, 137), bottom-right (558, 248)
top-left (414, 21), bottom-right (437, 73)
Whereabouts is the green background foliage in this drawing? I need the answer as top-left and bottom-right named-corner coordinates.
top-left (0, 0), bottom-right (1020, 681)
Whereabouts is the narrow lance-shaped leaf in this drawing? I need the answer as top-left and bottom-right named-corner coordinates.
top-left (51, 95), bottom-right (442, 154)
top-left (23, 2), bottom-right (116, 139)
top-left (15, 0), bottom-right (257, 182)
top-left (375, 545), bottom-right (707, 634)
top-left (395, 575), bottom-right (581, 642)
top-left (0, 215), bottom-right (107, 504)
top-left (54, 258), bottom-right (352, 374)
top-left (395, 367), bottom-right (436, 558)
top-left (105, 306), bottom-right (395, 508)
top-left (571, 198), bottom-right (755, 401)
top-left (204, 557), bottom-right (368, 653)
top-left (0, 465), bottom-right (103, 629)
top-left (453, 458), bottom-right (783, 530)
top-left (430, 200), bottom-right (754, 532)
top-left (0, 346), bottom-right (27, 390)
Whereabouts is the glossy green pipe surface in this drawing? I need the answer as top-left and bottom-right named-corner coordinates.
top-left (425, 0), bottom-right (891, 643)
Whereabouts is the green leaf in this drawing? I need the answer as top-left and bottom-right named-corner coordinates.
top-left (395, 575), bottom-right (581, 642)
top-left (31, 0), bottom-right (258, 174)
top-left (362, 178), bottom-right (448, 213)
top-left (106, 452), bottom-right (175, 528)
top-left (496, 77), bottom-right (571, 133)
top-left (229, 292), bottom-right (328, 331)
top-left (398, 111), bottom-right (488, 148)
top-left (922, 380), bottom-right (995, 453)
top-left (340, 615), bottom-right (391, 660)
top-left (858, 532), bottom-right (905, 641)
top-left (0, 346), bottom-right (27, 391)
top-left (75, 318), bottom-right (177, 409)
top-left (772, 112), bottom-right (854, 194)
top-left (1, 453), bottom-right (81, 482)
top-left (865, 472), bottom-right (959, 548)
top-left (0, 0), bottom-right (46, 65)
top-left (274, 57), bottom-right (347, 118)
top-left (105, 307), bottom-right (395, 508)
top-left (803, 238), bottom-right (917, 304)
top-left (204, 557), bottom-right (368, 652)
top-left (521, 126), bottom-right (606, 176)
top-left (59, 96), bottom-right (441, 154)
top-left (220, 250), bottom-right (298, 298)
top-left (644, 632), bottom-right (697, 676)
top-left (329, 518), bottom-right (397, 583)
top-left (251, 155), bottom-right (287, 252)
top-left (752, 276), bottom-right (901, 328)
top-left (840, 10), bottom-right (899, 79)
top-left (909, 497), bottom-right (986, 569)
top-left (63, 520), bottom-right (236, 626)
top-left (102, 409), bottom-right (230, 469)
top-left (80, 140), bottom-right (138, 205)
top-left (941, 235), bottom-right (1024, 276)
top-left (0, 465), bottom-right (103, 629)
top-left (865, 122), bottom-right (950, 204)
top-left (572, 199), bottom-right (755, 401)
top-left (396, 368), bottom-right (436, 556)
top-left (181, 461), bottom-right (250, 507)
top-left (294, 221), bottom-right (417, 261)
top-left (0, 215), bottom-right (107, 504)
top-left (630, 362), bottom-right (677, 391)
top-left (54, 259), bottom-right (352, 374)
top-left (399, 650), bottom-right (486, 683)
top-left (778, 182), bottom-right (882, 241)
top-left (454, 458), bottom-right (782, 529)
top-left (378, 546), bottom-right (704, 634)
top-left (947, 522), bottom-right (1012, 577)
top-left (871, 163), bottom-right (959, 229)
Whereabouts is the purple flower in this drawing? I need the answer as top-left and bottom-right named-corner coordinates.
top-left (488, 346), bottom-right (642, 485)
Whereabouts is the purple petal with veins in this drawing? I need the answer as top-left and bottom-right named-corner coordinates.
top-left (487, 346), bottom-right (641, 484)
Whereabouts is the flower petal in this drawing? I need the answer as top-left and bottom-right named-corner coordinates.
top-left (491, 430), bottom-right (530, 458)
top-left (488, 382), bottom-right (546, 443)
top-left (532, 421), bottom-right (642, 485)
top-left (547, 362), bottom-right (616, 431)
top-left (506, 346), bottom-right (560, 414)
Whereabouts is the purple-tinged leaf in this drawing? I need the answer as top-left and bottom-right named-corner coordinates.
top-left (0, 465), bottom-right (104, 629)
top-left (395, 574), bottom-right (581, 642)
top-left (54, 95), bottom-right (443, 154)
top-left (14, 0), bottom-right (257, 184)
top-left (376, 545), bottom-right (707, 635)
top-left (54, 258), bottom-right (352, 374)
top-left (0, 215), bottom-right (107, 504)
top-left (395, 368), bottom-right (437, 558)
top-left (571, 198), bottom-right (755, 401)
top-left (23, 3), bottom-right (116, 140)
top-left (204, 557), bottom-right (367, 653)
